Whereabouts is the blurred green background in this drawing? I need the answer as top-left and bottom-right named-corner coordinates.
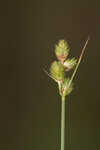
top-left (0, 0), bottom-right (100, 150)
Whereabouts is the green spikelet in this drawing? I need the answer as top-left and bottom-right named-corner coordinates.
top-left (64, 58), bottom-right (77, 71)
top-left (55, 40), bottom-right (70, 63)
top-left (61, 78), bottom-right (73, 96)
top-left (50, 61), bottom-right (65, 81)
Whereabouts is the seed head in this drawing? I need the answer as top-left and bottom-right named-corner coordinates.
top-left (61, 78), bottom-right (73, 96)
top-left (50, 61), bottom-right (65, 81)
top-left (64, 58), bottom-right (77, 71)
top-left (55, 40), bottom-right (69, 63)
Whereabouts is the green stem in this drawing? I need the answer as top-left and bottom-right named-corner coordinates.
top-left (61, 96), bottom-right (66, 150)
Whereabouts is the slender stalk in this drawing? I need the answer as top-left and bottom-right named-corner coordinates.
top-left (68, 36), bottom-right (90, 88)
top-left (61, 96), bottom-right (66, 150)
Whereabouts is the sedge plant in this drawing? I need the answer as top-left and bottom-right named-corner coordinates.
top-left (44, 37), bottom-right (90, 150)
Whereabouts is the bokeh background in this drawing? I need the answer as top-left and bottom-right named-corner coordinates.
top-left (0, 0), bottom-right (100, 150)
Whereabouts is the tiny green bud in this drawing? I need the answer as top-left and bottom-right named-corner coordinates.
top-left (61, 78), bottom-right (73, 96)
top-left (50, 61), bottom-right (65, 81)
top-left (64, 58), bottom-right (77, 71)
top-left (55, 40), bottom-right (69, 63)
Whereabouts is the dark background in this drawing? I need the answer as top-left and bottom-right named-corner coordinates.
top-left (0, 0), bottom-right (100, 150)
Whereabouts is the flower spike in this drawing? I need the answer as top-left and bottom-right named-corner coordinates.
top-left (44, 36), bottom-right (90, 150)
